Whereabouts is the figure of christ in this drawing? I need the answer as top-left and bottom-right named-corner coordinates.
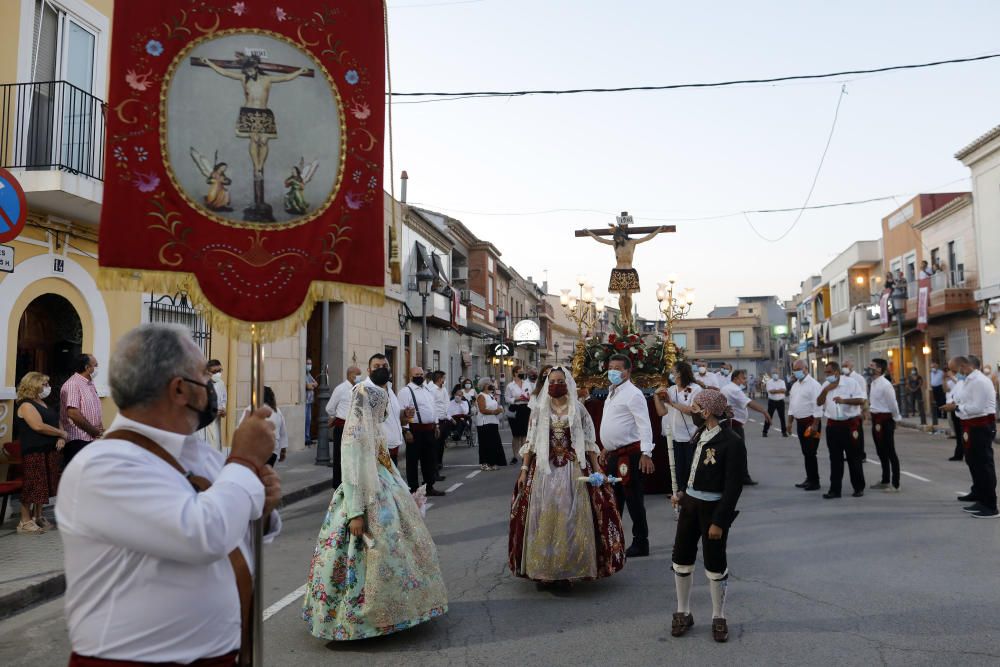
top-left (585, 224), bottom-right (669, 330)
top-left (196, 54), bottom-right (311, 221)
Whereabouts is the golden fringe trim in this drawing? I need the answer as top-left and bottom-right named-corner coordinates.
top-left (99, 267), bottom-right (385, 342)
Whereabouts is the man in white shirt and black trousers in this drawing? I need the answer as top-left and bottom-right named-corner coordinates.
top-left (720, 369), bottom-right (770, 486)
top-left (325, 365), bottom-right (361, 489)
top-left (398, 367), bottom-right (446, 497)
top-left (943, 355), bottom-right (998, 518)
top-left (816, 360), bottom-right (867, 499)
top-left (762, 369), bottom-right (788, 437)
top-left (786, 359), bottom-right (824, 491)
top-left (57, 324), bottom-right (282, 666)
top-left (598, 354), bottom-right (655, 557)
top-left (867, 358), bottom-right (902, 492)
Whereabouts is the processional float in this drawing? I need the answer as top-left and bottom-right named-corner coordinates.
top-left (97, 2), bottom-right (393, 663)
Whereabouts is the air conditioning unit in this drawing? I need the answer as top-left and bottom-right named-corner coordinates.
top-left (452, 266), bottom-right (469, 281)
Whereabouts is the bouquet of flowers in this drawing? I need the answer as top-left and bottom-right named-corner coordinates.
top-left (581, 321), bottom-right (668, 377)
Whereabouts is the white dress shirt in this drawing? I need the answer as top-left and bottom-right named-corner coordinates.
top-left (505, 380), bottom-right (532, 406)
top-left (600, 381), bottom-right (654, 455)
top-left (765, 378), bottom-right (787, 400)
top-left (929, 368), bottom-right (945, 388)
top-left (431, 382), bottom-right (450, 420)
top-left (664, 383), bottom-right (703, 441)
top-left (821, 377), bottom-right (866, 420)
top-left (475, 392), bottom-right (501, 427)
top-left (841, 371), bottom-right (867, 398)
top-left (716, 372), bottom-right (732, 387)
top-left (447, 398), bottom-right (470, 419)
top-left (696, 371), bottom-right (720, 389)
top-left (721, 382), bottom-right (751, 424)
top-left (868, 375), bottom-right (901, 421)
top-left (371, 380), bottom-right (404, 448)
top-left (57, 414), bottom-right (280, 663)
top-left (239, 406), bottom-right (289, 461)
top-left (956, 370), bottom-right (998, 419)
top-left (946, 377), bottom-right (963, 404)
top-left (788, 374), bottom-right (824, 419)
top-left (325, 379), bottom-right (354, 421)
top-left (397, 382), bottom-right (438, 424)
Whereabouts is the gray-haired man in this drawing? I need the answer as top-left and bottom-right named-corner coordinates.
top-left (57, 324), bottom-right (281, 664)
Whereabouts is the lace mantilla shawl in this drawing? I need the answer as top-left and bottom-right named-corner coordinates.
top-left (342, 382), bottom-right (390, 505)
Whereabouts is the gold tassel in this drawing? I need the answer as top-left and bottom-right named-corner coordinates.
top-left (98, 267), bottom-right (384, 342)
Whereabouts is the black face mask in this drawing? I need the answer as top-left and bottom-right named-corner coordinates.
top-left (691, 412), bottom-right (706, 428)
top-left (182, 378), bottom-right (218, 431)
top-left (517, 373), bottom-right (526, 380)
top-left (412, 376), bottom-right (425, 386)
top-left (529, 375), bottom-right (538, 382)
top-left (370, 367), bottom-right (391, 386)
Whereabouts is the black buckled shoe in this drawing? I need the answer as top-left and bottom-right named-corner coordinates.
top-left (671, 612), bottom-right (694, 637)
top-left (625, 541), bottom-right (650, 558)
top-left (712, 617), bottom-right (729, 642)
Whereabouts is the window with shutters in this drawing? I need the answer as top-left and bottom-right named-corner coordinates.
top-left (695, 328), bottom-right (721, 352)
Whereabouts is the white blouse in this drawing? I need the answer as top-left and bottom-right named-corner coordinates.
top-left (475, 393), bottom-right (501, 427)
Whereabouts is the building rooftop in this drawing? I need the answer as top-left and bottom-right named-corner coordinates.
top-left (955, 123), bottom-right (1000, 160)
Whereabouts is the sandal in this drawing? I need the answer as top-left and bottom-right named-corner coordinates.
top-left (480, 464), bottom-right (489, 471)
top-left (37, 516), bottom-right (55, 530)
top-left (712, 617), bottom-right (729, 642)
top-left (17, 520), bottom-right (45, 534)
top-left (671, 612), bottom-right (693, 637)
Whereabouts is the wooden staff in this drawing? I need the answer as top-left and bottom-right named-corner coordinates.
top-left (249, 325), bottom-right (264, 667)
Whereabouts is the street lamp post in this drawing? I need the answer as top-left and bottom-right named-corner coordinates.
top-left (560, 276), bottom-right (605, 378)
top-left (554, 341), bottom-right (560, 365)
top-left (891, 284), bottom-right (908, 406)
top-left (496, 309), bottom-right (507, 397)
top-left (416, 266), bottom-right (434, 371)
top-left (656, 276), bottom-right (694, 370)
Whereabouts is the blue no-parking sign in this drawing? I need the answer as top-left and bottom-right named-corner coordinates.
top-left (0, 168), bottom-right (28, 244)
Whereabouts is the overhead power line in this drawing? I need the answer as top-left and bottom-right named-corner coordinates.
top-left (390, 51), bottom-right (1000, 100)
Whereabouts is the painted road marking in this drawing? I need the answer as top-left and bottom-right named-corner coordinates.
top-left (263, 585), bottom-right (307, 621)
top-left (901, 471), bottom-right (931, 482)
top-left (445, 482), bottom-right (463, 493)
top-left (466, 470), bottom-right (481, 479)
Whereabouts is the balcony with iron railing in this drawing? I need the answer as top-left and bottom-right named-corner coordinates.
top-left (1, 81), bottom-right (106, 223)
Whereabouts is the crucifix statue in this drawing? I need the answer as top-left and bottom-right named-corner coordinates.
top-left (575, 212), bottom-right (674, 332)
top-left (191, 52), bottom-right (314, 222)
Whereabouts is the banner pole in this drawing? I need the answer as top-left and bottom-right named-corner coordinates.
top-left (250, 324), bottom-right (264, 666)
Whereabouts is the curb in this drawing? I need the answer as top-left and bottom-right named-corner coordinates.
top-left (0, 477), bottom-right (331, 621)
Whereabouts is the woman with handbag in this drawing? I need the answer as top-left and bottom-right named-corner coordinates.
top-left (476, 378), bottom-right (507, 471)
top-left (505, 366), bottom-right (533, 464)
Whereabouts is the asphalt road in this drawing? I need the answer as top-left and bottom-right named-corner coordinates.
top-left (2, 425), bottom-right (999, 666)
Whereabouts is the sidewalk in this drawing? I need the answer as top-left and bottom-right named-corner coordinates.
top-left (895, 414), bottom-right (1000, 442)
top-left (0, 448), bottom-right (333, 621)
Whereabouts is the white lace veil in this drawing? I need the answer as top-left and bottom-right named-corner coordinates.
top-left (521, 366), bottom-right (594, 475)
top-left (341, 382), bottom-right (389, 505)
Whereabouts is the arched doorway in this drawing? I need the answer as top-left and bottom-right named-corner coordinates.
top-left (15, 294), bottom-right (83, 407)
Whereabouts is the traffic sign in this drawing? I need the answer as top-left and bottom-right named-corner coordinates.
top-left (0, 244), bottom-right (13, 273)
top-left (0, 168), bottom-right (28, 243)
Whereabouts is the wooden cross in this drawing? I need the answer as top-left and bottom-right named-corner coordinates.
top-left (189, 54), bottom-right (316, 77)
top-left (574, 212), bottom-right (674, 238)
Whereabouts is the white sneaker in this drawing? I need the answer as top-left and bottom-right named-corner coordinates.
top-left (16, 520), bottom-right (45, 534)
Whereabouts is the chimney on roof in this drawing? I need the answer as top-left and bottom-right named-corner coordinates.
top-left (400, 170), bottom-right (408, 204)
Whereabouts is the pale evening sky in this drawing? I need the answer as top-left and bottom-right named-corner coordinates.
top-left (384, 0), bottom-right (1000, 318)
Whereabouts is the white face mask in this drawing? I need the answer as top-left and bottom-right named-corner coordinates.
top-left (40, 386), bottom-right (51, 399)
top-left (306, 364), bottom-right (313, 372)
top-left (212, 372), bottom-right (222, 382)
top-left (90, 368), bottom-right (98, 380)
top-left (698, 366), bottom-right (707, 374)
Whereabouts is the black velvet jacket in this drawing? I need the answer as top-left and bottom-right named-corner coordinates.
top-left (688, 425), bottom-right (747, 528)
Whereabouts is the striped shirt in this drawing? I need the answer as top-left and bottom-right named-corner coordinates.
top-left (60, 373), bottom-right (103, 442)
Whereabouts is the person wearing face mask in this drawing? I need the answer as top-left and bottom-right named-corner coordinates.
top-left (786, 360), bottom-right (824, 491)
top-left (60, 353), bottom-right (104, 468)
top-left (762, 369), bottom-right (789, 438)
top-left (867, 358), bottom-right (902, 492)
top-left (325, 366), bottom-right (363, 489)
top-left (654, 361), bottom-right (703, 500)
top-left (669, 389), bottom-right (746, 644)
top-left (508, 367), bottom-right (625, 586)
top-left (942, 355), bottom-right (998, 518)
top-left (904, 367), bottom-right (927, 425)
top-left (693, 359), bottom-right (720, 389)
top-left (14, 372), bottom-right (69, 534)
top-left (720, 370), bottom-right (770, 486)
top-left (57, 324), bottom-right (282, 665)
top-left (816, 361), bottom-right (868, 499)
top-left (506, 366), bottom-right (533, 464)
top-left (715, 363), bottom-right (733, 387)
top-left (929, 360), bottom-right (946, 425)
top-left (597, 354), bottom-right (655, 558)
top-left (199, 359), bottom-right (228, 454)
top-left (476, 377), bottom-right (508, 470)
top-left (397, 367), bottom-right (445, 496)
top-left (447, 385), bottom-right (472, 443)
top-left (303, 355), bottom-right (449, 640)
top-left (840, 360), bottom-right (868, 460)
top-left (304, 357), bottom-right (318, 447)
top-left (367, 354), bottom-right (404, 466)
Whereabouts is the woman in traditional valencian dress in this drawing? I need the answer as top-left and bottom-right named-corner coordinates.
top-left (303, 375), bottom-right (448, 640)
top-left (508, 367), bottom-right (626, 585)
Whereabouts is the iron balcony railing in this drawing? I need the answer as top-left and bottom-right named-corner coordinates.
top-left (0, 80), bottom-right (107, 181)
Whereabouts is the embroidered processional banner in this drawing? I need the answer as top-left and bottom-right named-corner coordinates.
top-left (99, 0), bottom-right (385, 337)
